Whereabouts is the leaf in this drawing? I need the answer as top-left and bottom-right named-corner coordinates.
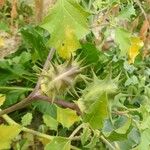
top-left (83, 92), bottom-right (109, 129)
top-left (43, 114), bottom-right (58, 130)
top-left (45, 137), bottom-right (71, 150)
top-left (81, 43), bottom-right (100, 64)
top-left (21, 112), bottom-right (33, 126)
top-left (115, 28), bottom-right (131, 56)
top-left (33, 101), bottom-right (57, 118)
top-left (21, 26), bottom-right (48, 61)
top-left (0, 22), bottom-right (10, 32)
top-left (115, 118), bottom-right (131, 134)
top-left (128, 37), bottom-right (143, 64)
top-left (41, 0), bottom-right (90, 59)
top-left (138, 129), bottom-right (150, 150)
top-left (0, 94), bottom-right (5, 106)
top-left (125, 75), bottom-right (138, 86)
top-left (57, 26), bottom-right (81, 59)
top-left (119, 4), bottom-right (136, 20)
top-left (0, 125), bottom-right (21, 150)
top-left (57, 107), bottom-right (80, 128)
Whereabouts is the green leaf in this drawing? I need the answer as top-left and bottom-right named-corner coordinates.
top-left (57, 107), bottom-right (80, 128)
top-left (81, 43), bottom-right (100, 64)
top-left (33, 101), bottom-right (57, 118)
top-left (115, 117), bottom-right (131, 134)
top-left (125, 75), bottom-right (138, 86)
top-left (21, 113), bottom-right (33, 126)
top-left (45, 137), bottom-right (71, 150)
top-left (115, 28), bottom-right (131, 56)
top-left (0, 125), bottom-right (21, 150)
top-left (21, 26), bottom-right (48, 61)
top-left (83, 92), bottom-right (109, 129)
top-left (0, 22), bottom-right (10, 32)
top-left (41, 0), bottom-right (90, 59)
top-left (119, 4), bottom-right (136, 20)
top-left (43, 114), bottom-right (58, 130)
top-left (138, 129), bottom-right (150, 150)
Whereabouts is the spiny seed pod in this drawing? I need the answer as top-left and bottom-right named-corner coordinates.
top-left (77, 75), bottom-right (119, 112)
top-left (40, 59), bottom-right (82, 100)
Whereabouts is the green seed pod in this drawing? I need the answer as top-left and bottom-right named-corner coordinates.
top-left (77, 75), bottom-right (118, 112)
top-left (40, 60), bottom-right (81, 99)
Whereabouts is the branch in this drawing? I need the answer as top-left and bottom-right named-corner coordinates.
top-left (100, 135), bottom-right (117, 150)
top-left (0, 48), bottom-right (81, 116)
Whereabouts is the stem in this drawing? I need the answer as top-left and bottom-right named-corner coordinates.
top-left (0, 86), bottom-right (33, 91)
top-left (0, 93), bottom-right (81, 116)
top-left (36, 95), bottom-right (81, 115)
top-left (100, 135), bottom-right (116, 150)
top-left (1, 109), bottom-right (53, 140)
top-left (0, 97), bottom-right (32, 116)
top-left (22, 127), bottom-right (52, 140)
top-left (0, 48), bottom-right (81, 116)
top-left (69, 124), bottom-right (84, 139)
top-left (71, 145), bottom-right (81, 150)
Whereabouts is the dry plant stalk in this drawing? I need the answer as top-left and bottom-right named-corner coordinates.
top-left (35, 0), bottom-right (56, 23)
top-left (35, 0), bottom-right (44, 23)
top-left (10, 0), bottom-right (18, 27)
top-left (0, 0), bottom-right (5, 8)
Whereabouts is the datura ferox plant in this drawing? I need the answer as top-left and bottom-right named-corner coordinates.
top-left (0, 0), bottom-right (149, 150)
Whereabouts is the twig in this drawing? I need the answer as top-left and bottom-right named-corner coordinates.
top-left (0, 48), bottom-right (81, 116)
top-left (35, 95), bottom-right (81, 115)
top-left (100, 135), bottom-right (117, 150)
top-left (69, 124), bottom-right (84, 139)
top-left (1, 109), bottom-right (53, 140)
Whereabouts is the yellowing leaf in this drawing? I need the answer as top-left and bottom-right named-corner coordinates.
top-left (0, 125), bottom-right (21, 150)
top-left (57, 107), bottom-right (80, 128)
top-left (0, 37), bottom-right (4, 48)
top-left (41, 0), bottom-right (90, 59)
top-left (128, 37), bottom-right (144, 64)
top-left (57, 26), bottom-right (80, 59)
top-left (0, 94), bottom-right (5, 106)
top-left (38, 137), bottom-right (51, 146)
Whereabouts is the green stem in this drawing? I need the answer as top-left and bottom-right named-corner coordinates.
top-left (71, 145), bottom-right (81, 150)
top-left (69, 123), bottom-right (84, 139)
top-left (1, 110), bottom-right (53, 140)
top-left (0, 86), bottom-right (33, 91)
top-left (100, 135), bottom-right (117, 150)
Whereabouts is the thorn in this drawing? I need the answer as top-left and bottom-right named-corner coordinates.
top-left (66, 89), bottom-right (73, 97)
top-left (51, 62), bottom-right (59, 74)
top-left (71, 87), bottom-right (80, 98)
top-left (66, 54), bottom-right (73, 68)
top-left (79, 74), bottom-right (91, 84)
